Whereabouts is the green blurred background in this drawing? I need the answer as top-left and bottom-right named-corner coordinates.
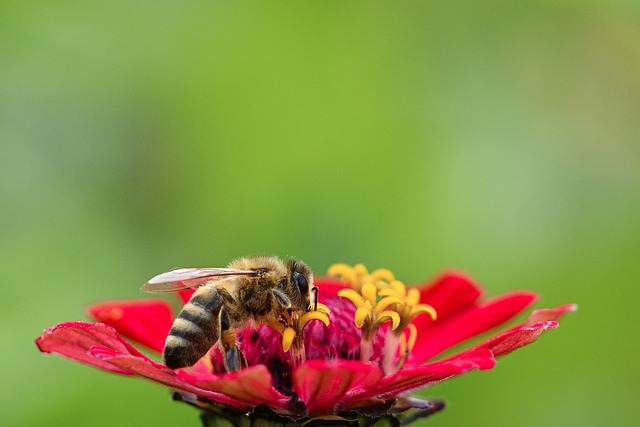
top-left (2, 1), bottom-right (639, 426)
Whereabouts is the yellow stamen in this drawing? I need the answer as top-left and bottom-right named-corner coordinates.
top-left (314, 303), bottom-right (331, 316)
top-left (390, 280), bottom-right (407, 297)
top-left (405, 323), bottom-right (418, 351)
top-left (370, 268), bottom-right (395, 283)
top-left (338, 283), bottom-right (400, 334)
top-left (381, 279), bottom-right (437, 330)
top-left (328, 263), bottom-right (396, 293)
top-left (361, 283), bottom-right (378, 306)
top-left (410, 304), bottom-right (437, 320)
top-left (327, 263), bottom-right (357, 285)
top-left (395, 324), bottom-right (419, 372)
top-left (331, 262), bottom-right (438, 367)
top-left (376, 310), bottom-right (401, 330)
top-left (266, 302), bottom-right (330, 355)
top-left (377, 288), bottom-right (395, 298)
top-left (281, 327), bottom-right (297, 352)
top-left (353, 264), bottom-right (368, 283)
top-left (337, 288), bottom-right (366, 306)
top-left (406, 288), bottom-right (421, 306)
top-left (277, 307), bottom-right (331, 353)
top-left (298, 310), bottom-right (330, 329)
top-left (354, 306), bottom-right (372, 328)
top-left (265, 318), bottom-right (286, 335)
top-left (399, 333), bottom-right (407, 356)
top-left (377, 288), bottom-right (396, 299)
top-left (375, 296), bottom-right (404, 313)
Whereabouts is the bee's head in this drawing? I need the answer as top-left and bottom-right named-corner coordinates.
top-left (286, 259), bottom-right (315, 311)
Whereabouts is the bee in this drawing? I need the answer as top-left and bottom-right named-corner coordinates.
top-left (141, 255), bottom-right (317, 371)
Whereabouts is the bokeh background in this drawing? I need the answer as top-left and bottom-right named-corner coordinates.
top-left (2, 2), bottom-right (639, 426)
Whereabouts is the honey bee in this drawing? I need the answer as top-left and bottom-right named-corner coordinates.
top-left (141, 255), bottom-right (317, 371)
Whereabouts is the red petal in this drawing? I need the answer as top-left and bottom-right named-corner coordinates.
top-left (87, 300), bottom-right (174, 353)
top-left (448, 303), bottom-right (577, 358)
top-left (177, 366), bottom-right (291, 414)
top-left (417, 271), bottom-right (483, 323)
top-left (523, 304), bottom-right (577, 326)
top-left (35, 321), bottom-right (150, 375)
top-left (293, 359), bottom-right (383, 416)
top-left (313, 278), bottom-right (350, 298)
top-left (488, 321), bottom-right (558, 356)
top-left (410, 271), bottom-right (483, 344)
top-left (409, 292), bottom-right (537, 364)
top-left (341, 349), bottom-right (495, 410)
top-left (88, 345), bottom-right (249, 410)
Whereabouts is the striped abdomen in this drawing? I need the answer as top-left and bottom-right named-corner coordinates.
top-left (163, 285), bottom-right (233, 369)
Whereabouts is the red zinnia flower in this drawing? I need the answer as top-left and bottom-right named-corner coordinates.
top-left (35, 263), bottom-right (575, 426)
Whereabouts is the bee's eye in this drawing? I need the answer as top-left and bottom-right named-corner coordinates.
top-left (293, 271), bottom-right (309, 294)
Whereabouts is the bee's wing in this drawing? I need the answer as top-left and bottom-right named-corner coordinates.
top-left (140, 267), bottom-right (257, 293)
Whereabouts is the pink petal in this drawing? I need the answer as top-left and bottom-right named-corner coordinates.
top-left (341, 349), bottom-right (495, 410)
top-left (88, 345), bottom-right (249, 410)
top-left (87, 300), bottom-right (174, 353)
top-left (35, 321), bottom-right (150, 375)
top-left (177, 366), bottom-right (291, 413)
top-left (409, 292), bottom-right (537, 365)
top-left (449, 303), bottom-right (577, 359)
top-left (293, 359), bottom-right (383, 416)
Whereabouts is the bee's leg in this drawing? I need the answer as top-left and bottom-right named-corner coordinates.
top-left (219, 305), bottom-right (247, 372)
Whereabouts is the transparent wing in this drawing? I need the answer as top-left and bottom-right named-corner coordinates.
top-left (140, 267), bottom-right (257, 293)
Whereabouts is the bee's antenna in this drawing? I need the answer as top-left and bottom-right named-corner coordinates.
top-left (312, 286), bottom-right (319, 311)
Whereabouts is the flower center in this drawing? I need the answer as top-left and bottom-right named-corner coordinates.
top-left (265, 303), bottom-right (331, 361)
top-left (329, 263), bottom-right (437, 374)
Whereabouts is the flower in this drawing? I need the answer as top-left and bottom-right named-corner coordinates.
top-left (35, 264), bottom-right (575, 426)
